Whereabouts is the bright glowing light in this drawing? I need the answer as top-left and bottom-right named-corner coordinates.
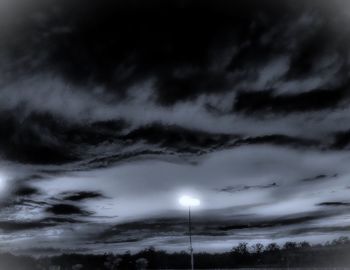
top-left (179, 195), bottom-right (200, 207)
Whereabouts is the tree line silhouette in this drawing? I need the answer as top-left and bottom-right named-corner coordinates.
top-left (1, 237), bottom-right (350, 269)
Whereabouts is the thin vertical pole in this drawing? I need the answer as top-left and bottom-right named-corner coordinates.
top-left (188, 206), bottom-right (194, 270)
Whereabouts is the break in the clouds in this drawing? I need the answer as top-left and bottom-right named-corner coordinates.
top-left (1, 0), bottom-right (350, 254)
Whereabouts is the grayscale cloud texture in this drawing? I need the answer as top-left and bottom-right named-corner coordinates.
top-left (0, 0), bottom-right (350, 254)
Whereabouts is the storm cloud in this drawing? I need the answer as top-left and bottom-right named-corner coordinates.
top-left (0, 0), bottom-right (350, 254)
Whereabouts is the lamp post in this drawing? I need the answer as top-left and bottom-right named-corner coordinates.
top-left (179, 195), bottom-right (200, 270)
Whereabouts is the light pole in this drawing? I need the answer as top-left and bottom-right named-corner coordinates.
top-left (188, 205), bottom-right (194, 270)
top-left (179, 195), bottom-right (200, 270)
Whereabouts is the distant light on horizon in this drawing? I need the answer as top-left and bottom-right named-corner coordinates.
top-left (179, 195), bottom-right (200, 207)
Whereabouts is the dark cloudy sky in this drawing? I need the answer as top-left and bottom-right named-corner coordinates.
top-left (1, 0), bottom-right (350, 255)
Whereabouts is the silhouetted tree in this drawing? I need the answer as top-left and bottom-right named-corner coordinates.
top-left (283, 241), bottom-right (298, 250)
top-left (252, 243), bottom-right (264, 254)
top-left (266, 242), bottom-right (280, 252)
top-left (332, 236), bottom-right (350, 245)
top-left (298, 241), bottom-right (311, 249)
top-left (231, 242), bottom-right (250, 266)
top-left (232, 242), bottom-right (249, 255)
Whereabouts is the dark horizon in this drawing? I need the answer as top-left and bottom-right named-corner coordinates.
top-left (0, 0), bottom-right (350, 258)
top-left (1, 237), bottom-right (350, 269)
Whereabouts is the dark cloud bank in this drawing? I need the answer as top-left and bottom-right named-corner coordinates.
top-left (0, 0), bottom-right (350, 254)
